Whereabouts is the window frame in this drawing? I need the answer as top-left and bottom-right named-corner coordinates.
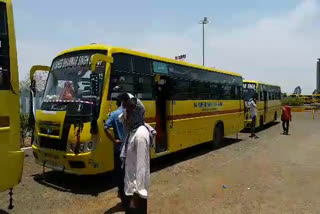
top-left (0, 2), bottom-right (10, 90)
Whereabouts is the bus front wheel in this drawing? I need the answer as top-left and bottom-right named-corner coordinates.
top-left (213, 123), bottom-right (224, 148)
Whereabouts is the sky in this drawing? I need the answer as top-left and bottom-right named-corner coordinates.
top-left (13, 0), bottom-right (320, 94)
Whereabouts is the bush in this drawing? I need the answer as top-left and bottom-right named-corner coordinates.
top-left (281, 97), bottom-right (304, 106)
top-left (20, 113), bottom-right (31, 146)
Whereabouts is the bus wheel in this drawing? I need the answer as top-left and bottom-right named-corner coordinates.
top-left (213, 123), bottom-right (224, 148)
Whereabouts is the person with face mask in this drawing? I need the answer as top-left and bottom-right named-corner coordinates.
top-left (120, 97), bottom-right (156, 214)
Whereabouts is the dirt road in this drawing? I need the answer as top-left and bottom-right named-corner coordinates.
top-left (1, 112), bottom-right (320, 214)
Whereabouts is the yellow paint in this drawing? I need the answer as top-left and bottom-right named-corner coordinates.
top-left (33, 45), bottom-right (244, 175)
top-left (0, 0), bottom-right (24, 192)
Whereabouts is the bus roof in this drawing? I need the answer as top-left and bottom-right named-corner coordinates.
top-left (243, 80), bottom-right (281, 88)
top-left (56, 44), bottom-right (242, 77)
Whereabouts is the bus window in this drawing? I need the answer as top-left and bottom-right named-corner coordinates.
top-left (132, 56), bottom-right (152, 74)
top-left (171, 79), bottom-right (190, 100)
top-left (0, 2), bottom-right (9, 90)
top-left (113, 53), bottom-right (132, 73)
top-left (135, 75), bottom-right (153, 100)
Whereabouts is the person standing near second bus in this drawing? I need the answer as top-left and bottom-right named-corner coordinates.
top-left (248, 96), bottom-right (258, 139)
top-left (281, 105), bottom-right (292, 135)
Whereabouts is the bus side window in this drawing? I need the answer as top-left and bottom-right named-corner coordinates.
top-left (260, 91), bottom-right (263, 101)
top-left (132, 56), bottom-right (152, 74)
top-left (112, 53), bottom-right (132, 73)
top-left (134, 75), bottom-right (153, 100)
top-left (0, 2), bottom-right (9, 90)
top-left (171, 79), bottom-right (191, 100)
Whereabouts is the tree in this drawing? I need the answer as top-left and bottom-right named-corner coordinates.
top-left (19, 72), bottom-right (48, 146)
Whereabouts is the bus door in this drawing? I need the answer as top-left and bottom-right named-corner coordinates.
top-left (155, 75), bottom-right (169, 153)
top-left (263, 91), bottom-right (268, 124)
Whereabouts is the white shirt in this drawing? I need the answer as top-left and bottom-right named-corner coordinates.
top-left (123, 126), bottom-right (150, 199)
top-left (248, 99), bottom-right (257, 118)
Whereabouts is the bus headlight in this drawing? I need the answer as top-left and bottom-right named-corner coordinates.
top-left (69, 143), bottom-right (76, 152)
top-left (68, 141), bottom-right (96, 153)
top-left (87, 141), bottom-right (93, 150)
top-left (79, 144), bottom-right (85, 152)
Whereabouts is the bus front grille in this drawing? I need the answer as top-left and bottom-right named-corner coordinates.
top-left (39, 125), bottom-right (70, 152)
top-left (39, 137), bottom-right (67, 151)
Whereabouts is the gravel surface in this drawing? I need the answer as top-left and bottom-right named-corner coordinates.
top-left (1, 112), bottom-right (320, 214)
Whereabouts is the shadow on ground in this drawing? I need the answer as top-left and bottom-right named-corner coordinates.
top-left (32, 170), bottom-right (116, 196)
top-left (33, 137), bottom-right (241, 196)
top-left (0, 209), bottom-right (9, 214)
top-left (241, 121), bottom-right (280, 134)
top-left (151, 137), bottom-right (241, 173)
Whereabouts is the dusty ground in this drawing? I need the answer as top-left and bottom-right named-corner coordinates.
top-left (1, 112), bottom-right (320, 214)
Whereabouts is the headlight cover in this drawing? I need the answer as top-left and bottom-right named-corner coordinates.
top-left (68, 141), bottom-right (95, 153)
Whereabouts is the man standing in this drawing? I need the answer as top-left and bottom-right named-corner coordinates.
top-left (121, 97), bottom-right (155, 214)
top-left (248, 95), bottom-right (258, 139)
top-left (104, 93), bottom-right (130, 207)
top-left (281, 105), bottom-right (292, 135)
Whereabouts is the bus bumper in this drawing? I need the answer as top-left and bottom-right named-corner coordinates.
top-left (0, 150), bottom-right (24, 191)
top-left (32, 145), bottom-right (110, 175)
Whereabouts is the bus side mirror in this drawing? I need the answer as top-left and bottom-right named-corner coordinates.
top-left (29, 65), bottom-right (50, 144)
top-left (90, 54), bottom-right (113, 97)
top-left (90, 54), bottom-right (113, 134)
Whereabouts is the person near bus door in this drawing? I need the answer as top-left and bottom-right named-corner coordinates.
top-left (104, 93), bottom-right (130, 208)
top-left (120, 97), bottom-right (156, 214)
top-left (248, 95), bottom-right (259, 139)
top-left (281, 105), bottom-right (292, 135)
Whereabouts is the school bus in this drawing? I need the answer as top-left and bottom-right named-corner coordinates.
top-left (0, 0), bottom-right (24, 192)
top-left (300, 95), bottom-right (312, 104)
top-left (243, 80), bottom-right (281, 128)
top-left (312, 94), bottom-right (320, 103)
top-left (31, 44), bottom-right (244, 175)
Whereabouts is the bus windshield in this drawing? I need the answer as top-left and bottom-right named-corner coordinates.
top-left (44, 67), bottom-right (93, 102)
top-left (42, 51), bottom-right (106, 114)
top-left (243, 83), bottom-right (256, 101)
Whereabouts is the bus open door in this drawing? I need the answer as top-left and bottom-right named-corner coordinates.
top-left (155, 75), bottom-right (169, 153)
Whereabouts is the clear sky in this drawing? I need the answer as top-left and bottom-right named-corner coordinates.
top-left (13, 0), bottom-right (320, 94)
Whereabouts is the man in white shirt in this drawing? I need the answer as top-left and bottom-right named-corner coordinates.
top-left (248, 96), bottom-right (258, 139)
top-left (120, 97), bottom-right (155, 214)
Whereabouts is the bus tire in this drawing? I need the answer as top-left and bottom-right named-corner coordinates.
top-left (213, 123), bottom-right (224, 148)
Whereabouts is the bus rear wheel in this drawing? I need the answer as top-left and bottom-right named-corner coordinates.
top-left (213, 123), bottom-right (224, 148)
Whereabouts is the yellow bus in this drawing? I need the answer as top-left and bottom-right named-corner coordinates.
top-left (300, 95), bottom-right (312, 104)
top-left (243, 80), bottom-right (281, 128)
top-left (0, 0), bottom-right (24, 195)
top-left (312, 94), bottom-right (320, 103)
top-left (31, 44), bottom-right (245, 175)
